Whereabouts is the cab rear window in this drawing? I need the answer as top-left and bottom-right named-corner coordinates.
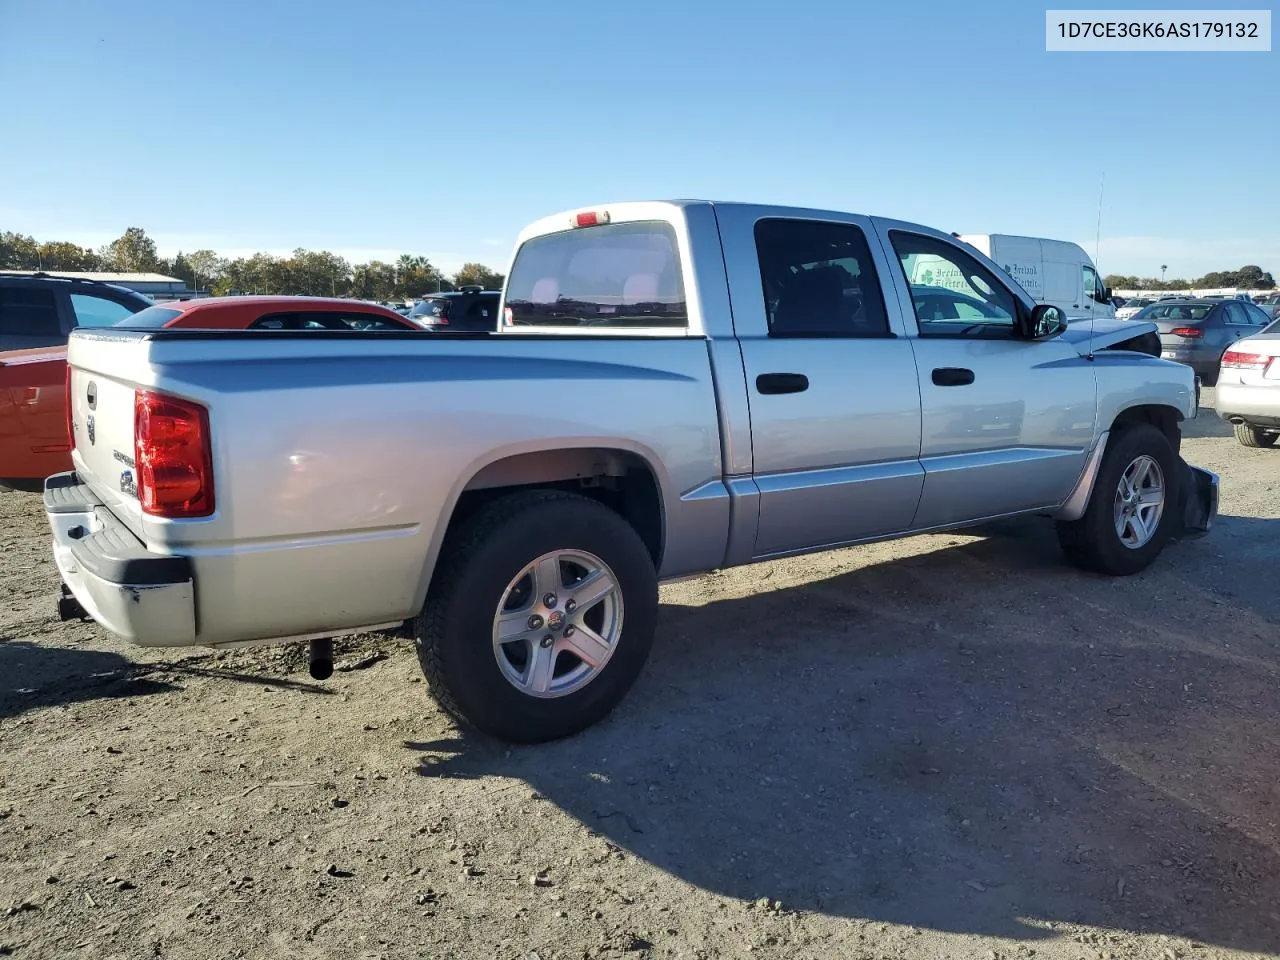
top-left (504, 220), bottom-right (687, 329)
top-left (114, 305), bottom-right (182, 328)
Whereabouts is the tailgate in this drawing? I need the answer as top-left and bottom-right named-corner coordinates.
top-left (66, 336), bottom-right (149, 535)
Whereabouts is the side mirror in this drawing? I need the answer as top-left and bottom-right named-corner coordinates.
top-left (1103, 286), bottom-right (1113, 301)
top-left (1021, 304), bottom-right (1068, 340)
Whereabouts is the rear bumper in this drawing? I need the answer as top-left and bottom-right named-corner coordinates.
top-left (44, 471), bottom-right (197, 646)
top-left (1158, 342), bottom-right (1219, 372)
top-left (1215, 382), bottom-right (1280, 427)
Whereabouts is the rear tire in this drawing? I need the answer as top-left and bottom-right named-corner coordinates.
top-left (1234, 423), bottom-right (1277, 448)
top-left (1056, 424), bottom-right (1180, 576)
top-left (415, 490), bottom-right (658, 744)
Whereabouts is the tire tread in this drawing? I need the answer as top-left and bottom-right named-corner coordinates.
top-left (1234, 422), bottom-right (1277, 448)
top-left (414, 489), bottom-right (657, 742)
top-left (1055, 423), bottom-right (1179, 577)
top-left (416, 489), bottom-right (587, 726)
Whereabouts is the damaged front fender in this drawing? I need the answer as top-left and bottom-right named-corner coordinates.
top-left (1172, 460), bottom-right (1219, 541)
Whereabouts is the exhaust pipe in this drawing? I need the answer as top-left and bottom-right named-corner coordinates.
top-left (309, 637), bottom-right (334, 681)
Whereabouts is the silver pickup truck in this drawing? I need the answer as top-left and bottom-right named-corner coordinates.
top-left (45, 201), bottom-right (1219, 743)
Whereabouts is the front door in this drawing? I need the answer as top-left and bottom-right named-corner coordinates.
top-left (878, 225), bottom-right (1098, 529)
top-left (716, 209), bottom-right (925, 559)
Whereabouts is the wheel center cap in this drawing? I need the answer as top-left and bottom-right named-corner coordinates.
top-left (547, 611), bottom-right (565, 631)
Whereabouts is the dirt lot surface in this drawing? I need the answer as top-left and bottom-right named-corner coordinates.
top-left (1, 393), bottom-right (1278, 960)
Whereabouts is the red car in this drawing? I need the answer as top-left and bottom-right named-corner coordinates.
top-left (1, 295), bottom-right (421, 486)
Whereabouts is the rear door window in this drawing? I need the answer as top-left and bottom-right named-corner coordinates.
top-left (1243, 303), bottom-right (1271, 326)
top-left (0, 284), bottom-right (64, 349)
top-left (1223, 303), bottom-right (1250, 326)
top-left (754, 218), bottom-right (890, 337)
top-left (504, 220), bottom-right (687, 329)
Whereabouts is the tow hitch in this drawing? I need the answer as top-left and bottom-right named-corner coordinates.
top-left (57, 583), bottom-right (89, 622)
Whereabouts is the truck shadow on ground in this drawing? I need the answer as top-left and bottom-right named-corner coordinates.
top-left (0, 640), bottom-right (177, 719)
top-left (412, 514), bottom-right (1280, 954)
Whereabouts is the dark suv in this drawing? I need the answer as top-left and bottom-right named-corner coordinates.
top-left (405, 286), bottom-right (501, 332)
top-left (0, 272), bottom-right (153, 351)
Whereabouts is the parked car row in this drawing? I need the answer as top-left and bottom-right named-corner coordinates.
top-left (0, 275), bottom-right (428, 485)
top-left (376, 287), bottom-right (503, 330)
top-left (1126, 297), bottom-right (1276, 385)
top-left (1, 269), bottom-right (509, 486)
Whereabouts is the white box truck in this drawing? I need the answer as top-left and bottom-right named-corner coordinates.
top-left (955, 235), bottom-right (1116, 324)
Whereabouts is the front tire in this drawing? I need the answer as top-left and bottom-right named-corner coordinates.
top-left (1234, 423), bottom-right (1278, 448)
top-left (415, 490), bottom-right (658, 744)
top-left (1056, 424), bottom-right (1180, 576)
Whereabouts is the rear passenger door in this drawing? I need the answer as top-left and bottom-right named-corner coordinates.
top-left (1221, 302), bottom-right (1254, 348)
top-left (718, 209), bottom-right (925, 558)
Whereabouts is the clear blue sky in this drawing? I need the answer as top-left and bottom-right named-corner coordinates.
top-left (0, 0), bottom-right (1274, 279)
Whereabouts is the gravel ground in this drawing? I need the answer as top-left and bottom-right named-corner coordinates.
top-left (1, 392), bottom-right (1278, 960)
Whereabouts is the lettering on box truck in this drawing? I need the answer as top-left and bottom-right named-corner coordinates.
top-left (1000, 262), bottom-right (1042, 299)
top-left (910, 256), bottom-right (1044, 302)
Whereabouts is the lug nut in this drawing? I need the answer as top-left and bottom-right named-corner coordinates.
top-left (563, 625), bottom-right (576, 638)
top-left (543, 593), bottom-right (558, 608)
top-left (528, 614), bottom-right (545, 630)
top-left (565, 599), bottom-right (577, 613)
top-left (540, 634), bottom-right (554, 648)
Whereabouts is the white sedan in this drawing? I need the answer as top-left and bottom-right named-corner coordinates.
top-left (1116, 298), bottom-right (1154, 320)
top-left (1216, 316), bottom-right (1280, 448)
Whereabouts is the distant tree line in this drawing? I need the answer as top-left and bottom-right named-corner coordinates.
top-left (1104, 264), bottom-right (1275, 291)
top-left (0, 226), bottom-right (505, 300)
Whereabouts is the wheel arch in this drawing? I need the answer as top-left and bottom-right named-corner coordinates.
top-left (409, 441), bottom-right (669, 617)
top-left (1056, 403), bottom-right (1184, 521)
top-left (1111, 402), bottom-right (1183, 455)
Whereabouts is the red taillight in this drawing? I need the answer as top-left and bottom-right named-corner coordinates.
top-left (134, 390), bottom-right (214, 518)
top-left (1221, 350), bottom-right (1271, 371)
top-left (1169, 326), bottom-right (1202, 338)
top-left (571, 210), bottom-right (611, 228)
top-left (65, 365), bottom-right (74, 451)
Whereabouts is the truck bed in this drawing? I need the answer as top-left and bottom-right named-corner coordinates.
top-left (63, 327), bottom-right (733, 646)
